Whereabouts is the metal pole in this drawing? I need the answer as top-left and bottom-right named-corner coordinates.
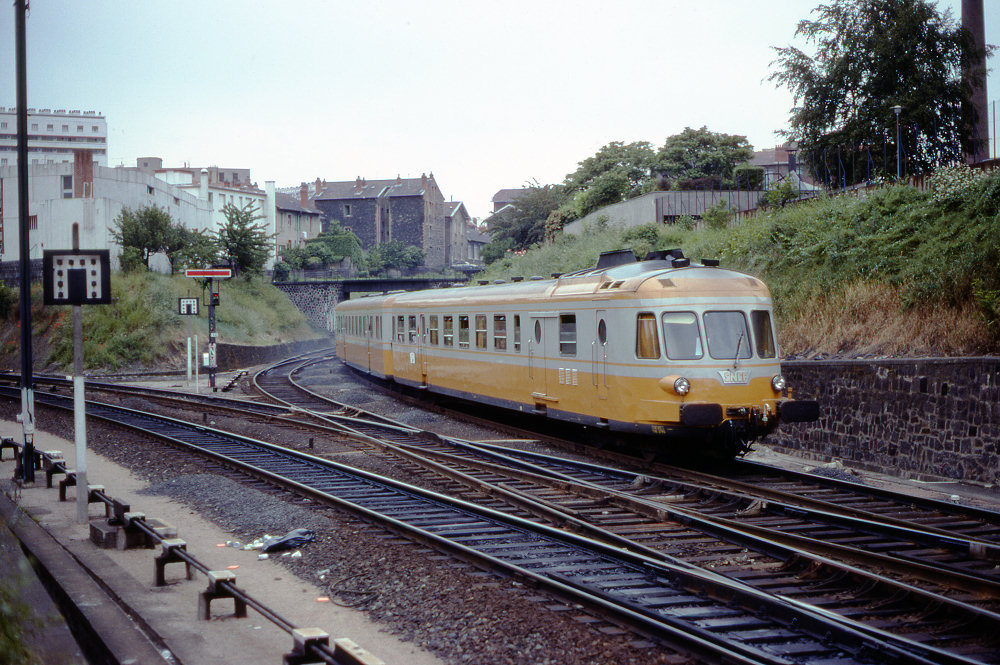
top-left (892, 106), bottom-right (902, 179)
top-left (16, 0), bottom-right (35, 483)
top-left (208, 278), bottom-right (217, 391)
top-left (71, 224), bottom-right (89, 523)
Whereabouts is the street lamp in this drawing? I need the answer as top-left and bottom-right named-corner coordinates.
top-left (891, 105), bottom-right (902, 179)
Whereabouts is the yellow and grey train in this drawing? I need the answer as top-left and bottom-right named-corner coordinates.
top-left (333, 249), bottom-right (819, 457)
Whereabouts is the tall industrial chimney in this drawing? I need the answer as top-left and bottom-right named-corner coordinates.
top-left (962, 0), bottom-right (988, 162)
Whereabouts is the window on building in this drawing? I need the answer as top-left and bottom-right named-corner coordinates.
top-left (46, 124), bottom-right (53, 131)
top-left (635, 313), bottom-right (661, 359)
top-left (559, 314), bottom-right (577, 356)
top-left (62, 124), bottom-right (68, 131)
top-left (92, 125), bottom-right (98, 133)
top-left (77, 125), bottom-right (83, 132)
top-left (1, 122), bottom-right (6, 129)
top-left (28, 215), bottom-right (37, 230)
top-left (62, 174), bottom-right (72, 199)
top-left (493, 315), bottom-right (507, 350)
top-left (344, 204), bottom-right (352, 217)
top-left (1, 159), bottom-right (7, 166)
top-left (31, 123), bottom-right (37, 130)
top-left (147, 185), bottom-right (154, 195)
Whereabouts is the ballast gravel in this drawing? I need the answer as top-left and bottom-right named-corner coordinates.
top-left (1, 390), bottom-right (683, 665)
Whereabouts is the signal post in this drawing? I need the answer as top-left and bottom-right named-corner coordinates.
top-left (186, 268), bottom-right (231, 391)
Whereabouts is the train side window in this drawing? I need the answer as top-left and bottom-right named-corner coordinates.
top-left (635, 312), bottom-right (661, 359)
top-left (377, 317), bottom-right (382, 340)
top-left (396, 315), bottom-right (405, 342)
top-left (458, 315), bottom-right (470, 348)
top-left (429, 315), bottom-right (439, 345)
top-left (475, 315), bottom-right (487, 349)
top-left (559, 314), bottom-right (577, 356)
top-left (662, 312), bottom-right (703, 360)
top-left (494, 315), bottom-right (507, 350)
top-left (751, 310), bottom-right (776, 358)
top-left (408, 315), bottom-right (417, 343)
top-left (443, 316), bottom-right (454, 346)
top-left (513, 315), bottom-right (521, 352)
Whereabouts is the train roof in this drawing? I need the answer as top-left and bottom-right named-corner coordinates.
top-left (336, 250), bottom-right (770, 312)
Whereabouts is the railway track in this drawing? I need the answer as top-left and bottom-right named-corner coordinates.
top-left (11, 358), bottom-right (1000, 662)
top-left (1, 384), bottom-right (946, 665)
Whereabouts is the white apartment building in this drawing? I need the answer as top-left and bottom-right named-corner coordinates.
top-left (0, 153), bottom-right (280, 273)
top-left (0, 107), bottom-right (108, 168)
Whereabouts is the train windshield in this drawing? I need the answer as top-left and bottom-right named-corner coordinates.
top-left (661, 312), bottom-right (703, 360)
top-left (704, 311), bottom-right (752, 360)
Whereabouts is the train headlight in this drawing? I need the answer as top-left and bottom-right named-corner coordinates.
top-left (673, 377), bottom-right (691, 396)
top-left (771, 374), bottom-right (786, 393)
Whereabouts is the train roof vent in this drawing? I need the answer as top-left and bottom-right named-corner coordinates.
top-left (529, 276), bottom-right (544, 280)
top-left (511, 276), bottom-right (524, 282)
top-left (702, 258), bottom-right (720, 267)
top-left (478, 280), bottom-right (489, 285)
top-left (671, 257), bottom-right (690, 268)
top-left (644, 249), bottom-right (685, 261)
top-left (596, 249), bottom-right (637, 269)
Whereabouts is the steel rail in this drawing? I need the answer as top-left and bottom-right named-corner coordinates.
top-left (5, 387), bottom-right (953, 665)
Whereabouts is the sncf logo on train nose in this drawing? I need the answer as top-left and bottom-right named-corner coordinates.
top-left (718, 369), bottom-right (751, 384)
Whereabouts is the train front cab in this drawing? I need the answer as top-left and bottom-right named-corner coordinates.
top-left (617, 302), bottom-right (819, 455)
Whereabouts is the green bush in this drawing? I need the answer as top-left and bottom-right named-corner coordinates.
top-left (0, 283), bottom-right (17, 320)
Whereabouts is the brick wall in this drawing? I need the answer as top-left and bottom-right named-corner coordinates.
top-left (272, 282), bottom-right (342, 332)
top-left (771, 358), bottom-right (1000, 484)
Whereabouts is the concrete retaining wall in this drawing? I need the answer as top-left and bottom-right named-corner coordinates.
top-left (772, 358), bottom-right (1000, 484)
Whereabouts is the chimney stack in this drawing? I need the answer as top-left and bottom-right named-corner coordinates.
top-left (355, 176), bottom-right (364, 194)
top-left (421, 173), bottom-right (427, 189)
top-left (300, 183), bottom-right (309, 208)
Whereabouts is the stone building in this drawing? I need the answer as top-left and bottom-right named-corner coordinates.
top-left (312, 173), bottom-right (448, 269)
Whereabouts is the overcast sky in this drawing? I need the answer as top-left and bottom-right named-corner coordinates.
top-left (2, 1), bottom-right (997, 219)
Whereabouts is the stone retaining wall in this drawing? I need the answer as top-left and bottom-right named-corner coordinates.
top-left (771, 358), bottom-right (1000, 484)
top-left (272, 282), bottom-right (343, 332)
top-left (217, 338), bottom-right (331, 371)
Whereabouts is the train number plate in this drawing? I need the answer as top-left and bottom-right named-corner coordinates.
top-left (718, 369), bottom-right (751, 384)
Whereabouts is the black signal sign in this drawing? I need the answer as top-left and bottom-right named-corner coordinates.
top-left (42, 250), bottom-right (111, 306)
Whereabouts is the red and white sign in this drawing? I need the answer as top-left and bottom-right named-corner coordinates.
top-left (185, 268), bottom-right (232, 278)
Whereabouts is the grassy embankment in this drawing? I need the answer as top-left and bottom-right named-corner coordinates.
top-left (482, 168), bottom-right (1000, 357)
top-left (0, 273), bottom-right (322, 371)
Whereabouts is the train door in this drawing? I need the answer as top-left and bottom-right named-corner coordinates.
top-left (528, 312), bottom-right (556, 403)
top-left (365, 315), bottom-right (372, 373)
top-left (593, 310), bottom-right (608, 400)
top-left (418, 314), bottom-right (428, 387)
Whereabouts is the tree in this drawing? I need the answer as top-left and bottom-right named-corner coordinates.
top-left (769, 0), bottom-right (987, 185)
top-left (215, 201), bottom-right (273, 277)
top-left (366, 240), bottom-right (425, 275)
top-left (169, 227), bottom-right (217, 272)
top-left (652, 126), bottom-right (754, 188)
top-left (110, 205), bottom-right (175, 269)
top-left (484, 182), bottom-right (565, 255)
top-left (563, 141), bottom-right (655, 215)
